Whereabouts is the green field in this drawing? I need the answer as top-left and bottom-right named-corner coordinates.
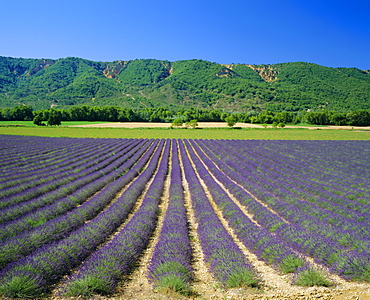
top-left (0, 121), bottom-right (112, 126)
top-left (0, 125), bottom-right (369, 140)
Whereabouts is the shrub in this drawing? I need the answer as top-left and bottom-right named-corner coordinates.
top-left (293, 268), bottom-right (332, 287)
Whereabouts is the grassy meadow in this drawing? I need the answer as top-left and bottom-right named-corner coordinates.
top-left (0, 123), bottom-right (369, 140)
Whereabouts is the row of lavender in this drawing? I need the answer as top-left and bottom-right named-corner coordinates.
top-left (147, 141), bottom-right (193, 292)
top-left (0, 136), bottom-right (369, 298)
top-left (0, 138), bottom-right (153, 249)
top-left (0, 140), bottom-right (159, 270)
top-left (0, 136), bottom-right (168, 298)
top-left (189, 139), bottom-right (370, 281)
top-left (0, 137), bottom-right (259, 297)
top-left (0, 138), bottom-right (138, 210)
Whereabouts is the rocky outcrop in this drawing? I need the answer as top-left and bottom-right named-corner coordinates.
top-left (103, 61), bottom-right (128, 78)
top-left (247, 64), bottom-right (279, 82)
top-left (216, 67), bottom-right (239, 78)
top-left (157, 61), bottom-right (172, 81)
top-left (28, 59), bottom-right (55, 76)
top-left (216, 65), bottom-right (240, 78)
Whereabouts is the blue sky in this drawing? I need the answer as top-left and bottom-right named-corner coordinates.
top-left (1, 0), bottom-right (369, 69)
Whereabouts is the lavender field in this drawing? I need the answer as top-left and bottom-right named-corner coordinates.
top-left (0, 135), bottom-right (369, 299)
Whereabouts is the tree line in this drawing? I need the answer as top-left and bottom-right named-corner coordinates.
top-left (1, 105), bottom-right (370, 126)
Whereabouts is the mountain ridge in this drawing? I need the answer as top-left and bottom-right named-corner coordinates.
top-left (0, 56), bottom-right (369, 111)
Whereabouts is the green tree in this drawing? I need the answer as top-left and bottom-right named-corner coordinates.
top-left (257, 111), bottom-right (274, 124)
top-left (346, 110), bottom-right (370, 126)
top-left (273, 112), bottom-right (294, 124)
top-left (47, 110), bottom-right (61, 126)
top-left (225, 115), bottom-right (236, 127)
top-left (185, 119), bottom-right (198, 128)
top-left (330, 113), bottom-right (347, 126)
top-left (11, 105), bottom-right (34, 121)
top-left (304, 111), bottom-right (331, 125)
top-left (250, 116), bottom-right (258, 123)
top-left (172, 118), bottom-right (183, 127)
top-left (33, 114), bottom-right (43, 126)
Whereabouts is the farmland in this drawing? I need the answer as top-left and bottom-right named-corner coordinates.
top-left (0, 123), bottom-right (370, 140)
top-left (0, 135), bottom-right (369, 299)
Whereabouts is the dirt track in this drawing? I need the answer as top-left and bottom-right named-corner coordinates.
top-left (68, 122), bottom-right (370, 130)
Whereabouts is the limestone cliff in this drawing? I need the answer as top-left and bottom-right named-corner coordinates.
top-left (103, 61), bottom-right (128, 79)
top-left (246, 64), bottom-right (278, 82)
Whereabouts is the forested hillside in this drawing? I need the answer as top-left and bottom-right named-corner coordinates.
top-left (0, 56), bottom-right (369, 112)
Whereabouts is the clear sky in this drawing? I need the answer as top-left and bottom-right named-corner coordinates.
top-left (1, 0), bottom-right (369, 69)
